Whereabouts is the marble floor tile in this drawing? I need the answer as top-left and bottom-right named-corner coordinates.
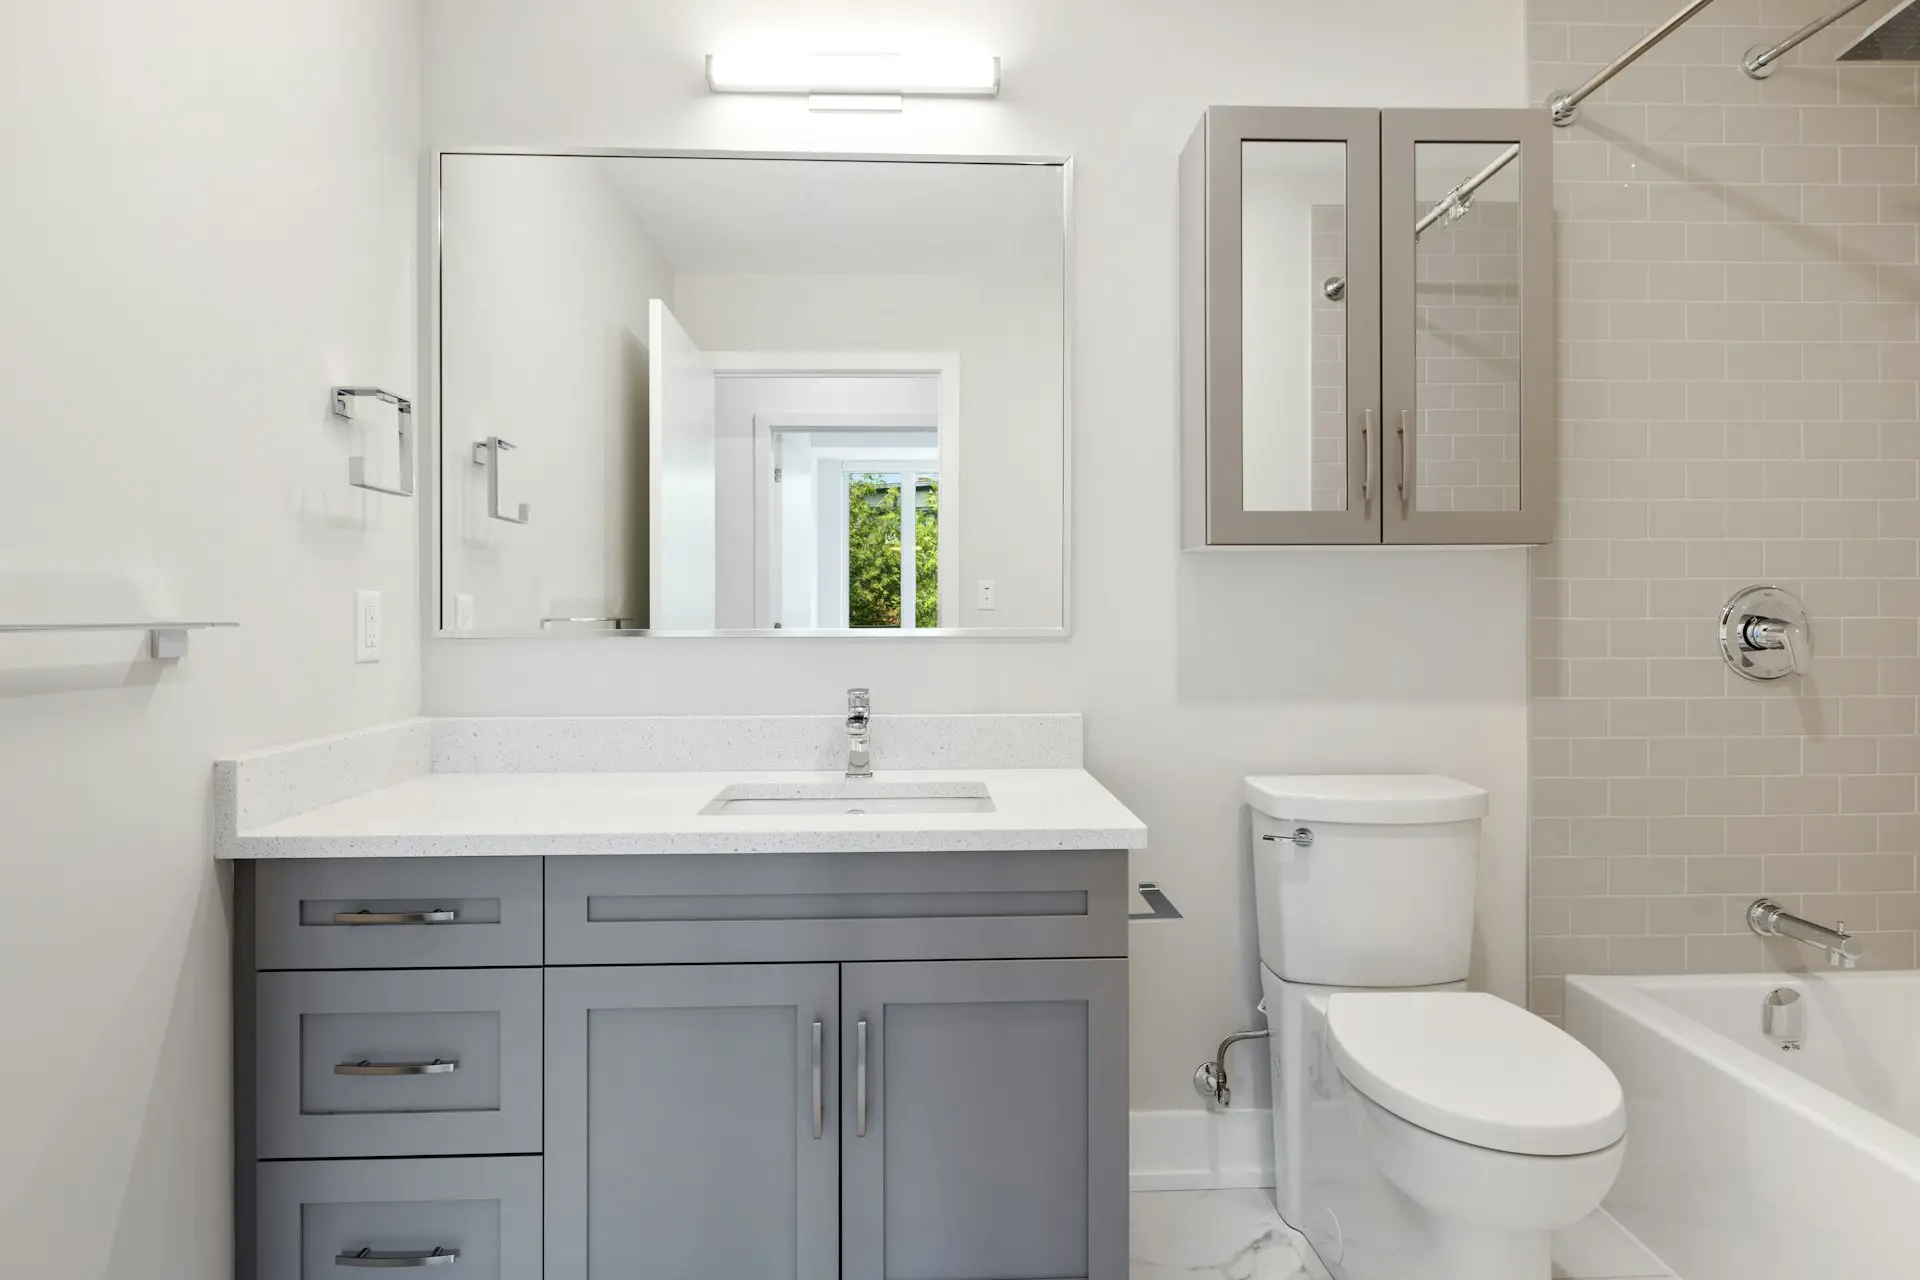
top-left (1130, 1189), bottom-right (1318, 1280)
top-left (1131, 1189), bottom-right (1675, 1280)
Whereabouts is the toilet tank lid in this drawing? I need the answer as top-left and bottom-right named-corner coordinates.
top-left (1327, 992), bottom-right (1625, 1156)
top-left (1244, 775), bottom-right (1488, 825)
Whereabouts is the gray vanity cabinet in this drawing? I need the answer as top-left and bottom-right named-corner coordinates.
top-left (544, 964), bottom-right (842, 1280)
top-left (239, 853), bottom-right (1129, 1280)
top-left (841, 959), bottom-right (1128, 1280)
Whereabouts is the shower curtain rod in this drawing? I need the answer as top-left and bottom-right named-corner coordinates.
top-left (1322, 142), bottom-right (1522, 301)
top-left (1413, 143), bottom-right (1522, 238)
top-left (1549, 0), bottom-right (1721, 126)
top-left (1742, 0), bottom-right (1878, 77)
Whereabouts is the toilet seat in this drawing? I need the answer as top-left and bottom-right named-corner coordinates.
top-left (1327, 991), bottom-right (1624, 1156)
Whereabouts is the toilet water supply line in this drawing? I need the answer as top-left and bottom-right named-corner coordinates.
top-left (1195, 1026), bottom-right (1270, 1107)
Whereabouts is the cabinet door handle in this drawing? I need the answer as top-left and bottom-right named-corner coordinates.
top-left (335, 1246), bottom-right (460, 1267)
top-left (1361, 409), bottom-right (1375, 507)
top-left (331, 909), bottom-right (459, 926)
top-left (856, 1017), bottom-right (870, 1138)
top-left (333, 1058), bottom-right (459, 1077)
top-left (1399, 409), bottom-right (1413, 505)
top-left (811, 1020), bottom-right (824, 1140)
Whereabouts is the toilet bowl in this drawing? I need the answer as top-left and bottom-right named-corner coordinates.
top-left (1325, 990), bottom-right (1625, 1277)
top-left (1245, 776), bottom-right (1625, 1280)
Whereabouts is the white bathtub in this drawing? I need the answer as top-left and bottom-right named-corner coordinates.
top-left (1566, 972), bottom-right (1920, 1280)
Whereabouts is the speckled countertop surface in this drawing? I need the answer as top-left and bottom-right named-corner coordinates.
top-left (222, 767), bottom-right (1146, 859)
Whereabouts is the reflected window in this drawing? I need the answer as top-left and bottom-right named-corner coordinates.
top-left (846, 470), bottom-right (940, 630)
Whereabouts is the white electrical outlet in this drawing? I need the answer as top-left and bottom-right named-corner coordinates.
top-left (355, 590), bottom-right (382, 662)
top-left (454, 593), bottom-right (475, 634)
top-left (977, 580), bottom-right (997, 611)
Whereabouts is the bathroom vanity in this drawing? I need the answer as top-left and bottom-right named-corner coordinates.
top-left (219, 714), bottom-right (1145, 1280)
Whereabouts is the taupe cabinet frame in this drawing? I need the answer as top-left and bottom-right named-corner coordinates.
top-left (1180, 106), bottom-right (1555, 546)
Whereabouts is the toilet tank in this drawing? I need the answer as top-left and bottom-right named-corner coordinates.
top-left (1247, 775), bottom-right (1487, 987)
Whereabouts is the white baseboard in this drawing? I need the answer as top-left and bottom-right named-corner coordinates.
top-left (1130, 1108), bottom-right (1275, 1192)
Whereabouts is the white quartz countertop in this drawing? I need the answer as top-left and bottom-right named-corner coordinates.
top-left (224, 768), bottom-right (1148, 859)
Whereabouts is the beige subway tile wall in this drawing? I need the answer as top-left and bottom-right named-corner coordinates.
top-left (1529, 0), bottom-right (1920, 1017)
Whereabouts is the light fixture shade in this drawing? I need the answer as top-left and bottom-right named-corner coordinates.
top-left (705, 51), bottom-right (1000, 96)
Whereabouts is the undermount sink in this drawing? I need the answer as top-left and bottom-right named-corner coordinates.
top-left (702, 781), bottom-right (995, 816)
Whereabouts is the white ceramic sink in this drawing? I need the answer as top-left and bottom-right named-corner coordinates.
top-left (702, 781), bottom-right (994, 816)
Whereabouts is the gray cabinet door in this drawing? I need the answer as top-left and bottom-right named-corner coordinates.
top-left (842, 959), bottom-right (1128, 1280)
top-left (1381, 107), bottom-right (1554, 545)
top-left (546, 964), bottom-right (840, 1280)
top-left (1180, 106), bottom-right (1384, 547)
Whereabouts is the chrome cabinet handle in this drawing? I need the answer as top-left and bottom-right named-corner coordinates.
top-left (334, 1058), bottom-right (459, 1077)
top-left (1399, 409), bottom-right (1413, 504)
top-left (335, 1246), bottom-right (459, 1268)
top-left (1361, 409), bottom-right (1375, 507)
top-left (331, 909), bottom-right (458, 926)
top-left (811, 1020), bottom-right (825, 1140)
top-left (856, 1018), bottom-right (870, 1138)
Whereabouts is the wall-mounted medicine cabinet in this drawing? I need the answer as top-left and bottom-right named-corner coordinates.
top-left (1180, 106), bottom-right (1554, 547)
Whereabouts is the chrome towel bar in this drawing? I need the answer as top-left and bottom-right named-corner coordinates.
top-left (0, 620), bottom-right (238, 659)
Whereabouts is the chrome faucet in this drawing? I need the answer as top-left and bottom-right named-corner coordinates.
top-left (845, 688), bottom-right (872, 779)
top-left (1748, 898), bottom-right (1862, 969)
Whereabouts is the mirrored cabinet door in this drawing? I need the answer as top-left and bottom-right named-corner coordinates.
top-left (1381, 108), bottom-right (1554, 544)
top-left (1181, 107), bottom-right (1382, 546)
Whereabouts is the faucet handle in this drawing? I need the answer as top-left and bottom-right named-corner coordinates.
top-left (848, 687), bottom-right (870, 710)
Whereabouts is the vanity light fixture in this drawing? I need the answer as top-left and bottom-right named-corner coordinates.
top-left (704, 51), bottom-right (1000, 111)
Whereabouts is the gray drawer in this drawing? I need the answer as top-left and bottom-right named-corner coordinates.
top-left (258, 1156), bottom-right (540, 1280)
top-left (258, 969), bottom-right (542, 1159)
top-left (253, 857), bottom-right (541, 970)
top-left (546, 850), bottom-right (1128, 964)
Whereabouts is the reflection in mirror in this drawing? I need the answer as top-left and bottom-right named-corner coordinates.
top-left (1240, 141), bottom-right (1348, 514)
top-left (1413, 142), bottom-right (1523, 514)
top-left (437, 154), bottom-right (1066, 635)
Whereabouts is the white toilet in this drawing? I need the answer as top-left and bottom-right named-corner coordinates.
top-left (1248, 775), bottom-right (1625, 1280)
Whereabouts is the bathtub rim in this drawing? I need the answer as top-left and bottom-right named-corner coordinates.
top-left (1567, 970), bottom-right (1920, 1180)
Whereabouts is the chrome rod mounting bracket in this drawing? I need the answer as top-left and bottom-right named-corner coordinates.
top-left (1744, 0), bottom-right (1878, 77)
top-left (1549, 0), bottom-right (1721, 126)
top-left (332, 386), bottom-right (415, 498)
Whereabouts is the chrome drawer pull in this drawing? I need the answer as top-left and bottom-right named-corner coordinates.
top-left (335, 1246), bottom-right (460, 1267)
top-left (334, 1058), bottom-right (460, 1077)
top-left (332, 909), bottom-right (458, 926)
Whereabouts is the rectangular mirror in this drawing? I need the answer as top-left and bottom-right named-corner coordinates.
top-left (435, 152), bottom-right (1069, 636)
top-left (1411, 142), bottom-right (1522, 515)
top-left (1241, 140), bottom-right (1350, 514)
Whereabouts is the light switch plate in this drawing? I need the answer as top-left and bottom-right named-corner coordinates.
top-left (354, 590), bottom-right (381, 662)
top-left (454, 593), bottom-right (475, 634)
top-left (977, 580), bottom-right (997, 611)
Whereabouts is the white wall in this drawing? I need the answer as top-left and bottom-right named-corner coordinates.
top-left (421, 0), bottom-right (1531, 1113)
top-left (441, 155), bottom-right (669, 630)
top-left (676, 270), bottom-right (1064, 627)
top-left (0, 3), bottom-right (422, 1276)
